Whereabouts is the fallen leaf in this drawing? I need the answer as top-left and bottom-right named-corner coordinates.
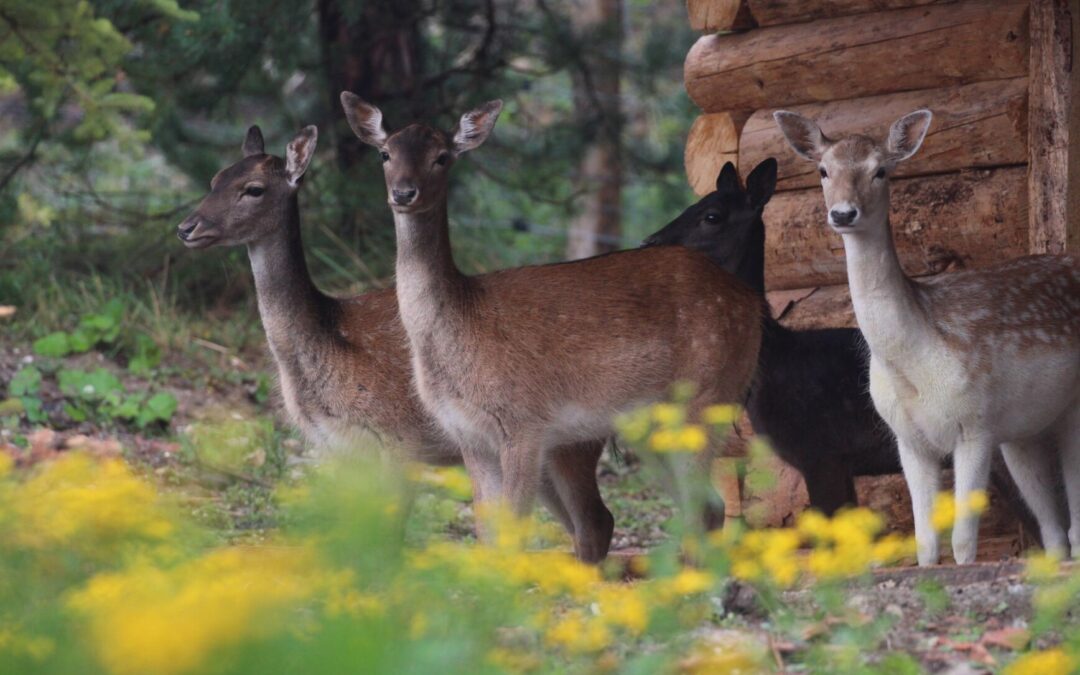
top-left (981, 627), bottom-right (1030, 651)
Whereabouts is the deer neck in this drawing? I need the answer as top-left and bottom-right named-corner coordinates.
top-left (392, 202), bottom-right (468, 338)
top-left (246, 198), bottom-right (334, 360)
top-left (841, 213), bottom-right (933, 363)
top-left (737, 220), bottom-right (767, 296)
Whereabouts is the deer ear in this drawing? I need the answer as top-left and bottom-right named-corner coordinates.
top-left (774, 111), bottom-right (829, 162)
top-left (242, 125), bottom-right (265, 157)
top-left (887, 109), bottom-right (932, 162)
top-left (715, 162), bottom-right (740, 194)
top-left (746, 158), bottom-right (778, 209)
top-left (340, 92), bottom-right (387, 147)
top-left (453, 100), bottom-right (503, 155)
top-left (285, 126), bottom-right (318, 187)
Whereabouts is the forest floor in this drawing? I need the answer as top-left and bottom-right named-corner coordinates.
top-left (0, 333), bottom-right (1067, 674)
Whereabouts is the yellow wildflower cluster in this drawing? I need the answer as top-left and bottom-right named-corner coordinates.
top-left (615, 398), bottom-right (740, 454)
top-left (2, 453), bottom-right (173, 554)
top-left (407, 463), bottom-right (474, 500)
top-left (930, 490), bottom-right (989, 532)
top-left (1002, 648), bottom-right (1077, 675)
top-left (721, 508), bottom-right (916, 587)
top-left (68, 545), bottom-right (342, 675)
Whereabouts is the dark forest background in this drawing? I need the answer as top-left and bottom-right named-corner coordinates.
top-left (0, 0), bottom-right (696, 330)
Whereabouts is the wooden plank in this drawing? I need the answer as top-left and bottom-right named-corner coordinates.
top-left (684, 112), bottom-right (750, 195)
top-left (686, 0), bottom-right (755, 32)
top-left (1028, 0), bottom-right (1079, 254)
top-left (768, 284), bottom-right (857, 329)
top-left (747, 0), bottom-right (953, 26)
top-left (760, 167), bottom-right (1029, 290)
top-left (684, 0), bottom-right (1029, 113)
top-left (736, 79), bottom-right (1029, 192)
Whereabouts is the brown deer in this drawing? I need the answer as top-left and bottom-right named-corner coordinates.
top-left (176, 125), bottom-right (614, 561)
top-left (340, 93), bottom-right (764, 533)
top-left (775, 109), bottom-right (1080, 565)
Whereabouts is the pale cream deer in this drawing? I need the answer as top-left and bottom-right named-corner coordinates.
top-left (340, 93), bottom-right (764, 533)
top-left (176, 125), bottom-right (614, 561)
top-left (775, 109), bottom-right (1080, 565)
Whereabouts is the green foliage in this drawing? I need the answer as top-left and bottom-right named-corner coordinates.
top-left (30, 299), bottom-right (163, 374)
top-left (4, 366), bottom-right (45, 424)
top-left (55, 367), bottom-right (176, 429)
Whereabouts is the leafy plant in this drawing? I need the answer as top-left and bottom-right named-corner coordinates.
top-left (56, 367), bottom-right (176, 429)
top-left (31, 300), bottom-right (164, 375)
top-left (4, 366), bottom-right (45, 424)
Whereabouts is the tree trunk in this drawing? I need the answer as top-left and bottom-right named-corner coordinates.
top-left (318, 0), bottom-right (425, 171)
top-left (565, 0), bottom-right (623, 260)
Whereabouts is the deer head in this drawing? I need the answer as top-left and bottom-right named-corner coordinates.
top-left (339, 92), bottom-right (503, 214)
top-left (177, 125), bottom-right (317, 248)
top-left (642, 159), bottom-right (777, 286)
top-left (773, 109), bottom-right (932, 234)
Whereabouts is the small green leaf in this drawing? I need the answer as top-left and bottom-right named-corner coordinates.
top-left (137, 392), bottom-right (178, 428)
top-left (33, 332), bottom-right (71, 358)
top-left (9, 366), bottom-right (42, 397)
top-left (68, 328), bottom-right (95, 353)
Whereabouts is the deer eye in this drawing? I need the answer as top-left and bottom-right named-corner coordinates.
top-left (704, 212), bottom-right (721, 224)
top-left (380, 151), bottom-right (390, 162)
top-left (818, 167), bottom-right (828, 179)
top-left (435, 152), bottom-right (450, 167)
top-left (243, 185), bottom-right (265, 197)
top-left (874, 167), bottom-right (887, 180)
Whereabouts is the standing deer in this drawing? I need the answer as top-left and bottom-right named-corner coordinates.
top-left (775, 110), bottom-right (1080, 565)
top-left (176, 125), bottom-right (614, 562)
top-left (340, 92), bottom-right (764, 533)
top-left (644, 161), bottom-right (1042, 539)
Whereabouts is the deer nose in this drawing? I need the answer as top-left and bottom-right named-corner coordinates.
top-left (177, 218), bottom-right (200, 241)
top-left (829, 207), bottom-right (859, 227)
top-left (392, 188), bottom-right (418, 205)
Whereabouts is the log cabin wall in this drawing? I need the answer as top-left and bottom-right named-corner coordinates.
top-left (683, 0), bottom-right (1078, 328)
top-left (686, 0), bottom-right (1078, 557)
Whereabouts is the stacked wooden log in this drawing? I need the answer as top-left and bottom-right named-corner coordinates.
top-left (685, 0), bottom-right (1077, 558)
top-left (684, 0), bottom-right (1077, 326)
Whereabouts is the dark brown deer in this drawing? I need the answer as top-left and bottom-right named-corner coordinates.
top-left (176, 125), bottom-right (614, 561)
top-left (340, 93), bottom-right (764, 533)
top-left (775, 109), bottom-right (1080, 565)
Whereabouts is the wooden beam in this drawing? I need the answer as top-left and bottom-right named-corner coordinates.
top-left (684, 112), bottom-right (750, 195)
top-left (761, 167), bottom-right (1029, 290)
top-left (737, 79), bottom-right (1028, 192)
top-left (685, 0), bottom-right (1029, 113)
top-left (686, 0), bottom-right (755, 32)
top-left (747, 0), bottom-right (953, 26)
top-left (1029, 0), bottom-right (1079, 254)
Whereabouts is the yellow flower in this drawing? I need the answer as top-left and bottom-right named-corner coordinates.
top-left (9, 453), bottom-right (173, 554)
top-left (545, 611), bottom-right (612, 653)
top-left (961, 490), bottom-right (989, 517)
top-left (796, 510), bottom-right (831, 542)
top-left (702, 404), bottom-right (740, 426)
top-left (69, 545), bottom-right (333, 675)
top-left (665, 568), bottom-right (714, 596)
top-left (651, 403), bottom-right (685, 427)
top-left (595, 584), bottom-right (648, 634)
top-left (649, 429), bottom-right (679, 452)
top-left (1025, 552), bottom-right (1062, 582)
top-left (0, 452), bottom-right (12, 477)
top-left (678, 425), bottom-right (708, 452)
top-left (931, 493), bottom-right (956, 532)
top-left (1002, 648), bottom-right (1076, 675)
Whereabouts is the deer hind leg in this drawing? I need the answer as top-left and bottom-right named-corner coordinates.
top-left (546, 440), bottom-right (614, 563)
top-left (950, 438), bottom-right (994, 565)
top-left (897, 437), bottom-right (941, 566)
top-left (1058, 404), bottom-right (1080, 558)
top-left (1000, 439), bottom-right (1068, 557)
